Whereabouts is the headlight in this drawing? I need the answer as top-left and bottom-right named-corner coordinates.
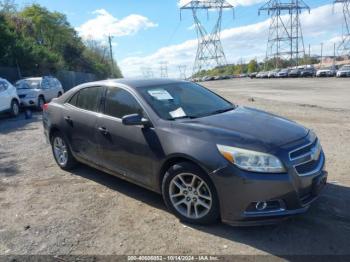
top-left (217, 145), bottom-right (286, 173)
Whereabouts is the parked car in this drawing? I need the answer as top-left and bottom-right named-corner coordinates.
top-left (276, 69), bottom-right (290, 78)
top-left (336, 65), bottom-right (350, 77)
top-left (316, 66), bottom-right (337, 77)
top-left (249, 72), bottom-right (257, 78)
top-left (268, 69), bottom-right (280, 78)
top-left (15, 76), bottom-right (64, 110)
top-left (288, 68), bottom-right (302, 77)
top-left (256, 71), bottom-right (268, 78)
top-left (202, 76), bottom-right (214, 82)
top-left (300, 67), bottom-right (316, 77)
top-left (43, 79), bottom-right (327, 226)
top-left (0, 78), bottom-right (20, 117)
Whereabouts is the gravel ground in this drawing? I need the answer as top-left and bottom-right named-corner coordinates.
top-left (0, 78), bottom-right (350, 257)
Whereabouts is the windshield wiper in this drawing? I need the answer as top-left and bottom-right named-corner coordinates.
top-left (170, 115), bottom-right (197, 120)
top-left (196, 106), bottom-right (236, 118)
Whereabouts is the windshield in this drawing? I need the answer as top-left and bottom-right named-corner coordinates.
top-left (15, 79), bottom-right (41, 89)
top-left (340, 65), bottom-right (350, 70)
top-left (138, 82), bottom-right (235, 120)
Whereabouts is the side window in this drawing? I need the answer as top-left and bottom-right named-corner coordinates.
top-left (104, 87), bottom-right (143, 118)
top-left (75, 86), bottom-right (103, 112)
top-left (68, 92), bottom-right (79, 106)
top-left (41, 79), bottom-right (50, 89)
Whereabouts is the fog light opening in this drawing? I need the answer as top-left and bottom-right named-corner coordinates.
top-left (256, 201), bottom-right (268, 211)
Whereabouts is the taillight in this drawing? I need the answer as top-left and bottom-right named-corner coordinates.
top-left (43, 103), bottom-right (49, 111)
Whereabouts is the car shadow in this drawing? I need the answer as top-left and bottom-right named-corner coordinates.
top-left (71, 164), bottom-right (350, 257)
top-left (0, 111), bottom-right (42, 135)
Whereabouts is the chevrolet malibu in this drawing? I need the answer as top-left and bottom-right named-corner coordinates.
top-left (43, 79), bottom-right (327, 226)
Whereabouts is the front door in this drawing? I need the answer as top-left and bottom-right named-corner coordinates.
top-left (96, 86), bottom-right (159, 186)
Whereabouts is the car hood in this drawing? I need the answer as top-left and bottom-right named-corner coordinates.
top-left (172, 106), bottom-right (309, 152)
top-left (317, 69), bottom-right (331, 73)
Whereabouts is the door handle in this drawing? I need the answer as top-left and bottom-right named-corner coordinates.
top-left (64, 116), bottom-right (73, 124)
top-left (98, 127), bottom-right (109, 135)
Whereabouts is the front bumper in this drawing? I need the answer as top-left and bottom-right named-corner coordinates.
top-left (20, 97), bottom-right (38, 107)
top-left (211, 137), bottom-right (327, 226)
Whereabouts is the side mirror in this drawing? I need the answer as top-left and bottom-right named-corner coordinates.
top-left (122, 114), bottom-right (151, 128)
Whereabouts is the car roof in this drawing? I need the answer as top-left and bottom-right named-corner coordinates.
top-left (85, 78), bottom-right (186, 90)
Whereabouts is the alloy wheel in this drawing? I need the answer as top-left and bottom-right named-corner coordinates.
top-left (53, 137), bottom-right (68, 166)
top-left (169, 173), bottom-right (212, 219)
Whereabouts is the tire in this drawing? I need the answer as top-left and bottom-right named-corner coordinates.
top-left (10, 100), bottom-right (20, 117)
top-left (51, 131), bottom-right (77, 171)
top-left (37, 96), bottom-right (45, 111)
top-left (57, 92), bottom-right (62, 97)
top-left (162, 162), bottom-right (220, 225)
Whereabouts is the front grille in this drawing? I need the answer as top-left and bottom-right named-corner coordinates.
top-left (290, 139), bottom-right (317, 160)
top-left (19, 94), bottom-right (26, 98)
top-left (290, 138), bottom-right (324, 176)
top-left (295, 158), bottom-right (322, 175)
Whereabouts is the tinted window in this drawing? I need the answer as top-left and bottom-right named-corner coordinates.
top-left (68, 93), bottom-right (79, 106)
top-left (75, 87), bottom-right (103, 112)
top-left (104, 87), bottom-right (143, 118)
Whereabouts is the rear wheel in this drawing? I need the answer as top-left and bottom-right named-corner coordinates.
top-left (10, 100), bottom-right (20, 117)
top-left (162, 162), bottom-right (219, 225)
top-left (51, 132), bottom-right (77, 170)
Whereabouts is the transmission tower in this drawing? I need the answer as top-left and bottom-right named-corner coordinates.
top-left (178, 65), bottom-right (187, 79)
top-left (259, 0), bottom-right (310, 68)
top-left (141, 67), bottom-right (154, 78)
top-left (180, 0), bottom-right (234, 75)
top-left (160, 62), bottom-right (168, 78)
top-left (335, 0), bottom-right (350, 56)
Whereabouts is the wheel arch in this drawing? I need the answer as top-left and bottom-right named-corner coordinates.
top-left (157, 154), bottom-right (212, 193)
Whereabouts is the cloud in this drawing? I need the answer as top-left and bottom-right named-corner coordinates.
top-left (76, 9), bottom-right (158, 40)
top-left (120, 3), bottom-right (344, 78)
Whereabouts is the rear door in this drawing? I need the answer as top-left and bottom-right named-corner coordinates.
top-left (96, 86), bottom-right (157, 186)
top-left (62, 86), bottom-right (104, 163)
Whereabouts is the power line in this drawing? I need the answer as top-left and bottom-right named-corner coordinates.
top-left (180, 0), bottom-right (234, 76)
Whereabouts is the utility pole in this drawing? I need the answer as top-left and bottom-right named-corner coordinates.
top-left (108, 35), bottom-right (114, 77)
top-left (180, 0), bottom-right (234, 76)
top-left (320, 42), bottom-right (323, 67)
top-left (334, 42), bottom-right (336, 65)
top-left (259, 0), bottom-right (310, 67)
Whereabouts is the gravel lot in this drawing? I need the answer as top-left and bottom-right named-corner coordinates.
top-left (0, 78), bottom-right (350, 257)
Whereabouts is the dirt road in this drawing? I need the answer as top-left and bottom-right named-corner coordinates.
top-left (0, 78), bottom-right (350, 257)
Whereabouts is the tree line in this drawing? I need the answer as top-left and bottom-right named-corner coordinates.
top-left (193, 56), bottom-right (321, 77)
top-left (0, 0), bottom-right (122, 79)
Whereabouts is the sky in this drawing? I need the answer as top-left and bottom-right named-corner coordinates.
top-left (14, 0), bottom-right (346, 78)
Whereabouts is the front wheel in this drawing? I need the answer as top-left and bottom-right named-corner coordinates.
top-left (51, 132), bottom-right (77, 170)
top-left (10, 100), bottom-right (20, 117)
top-left (162, 162), bottom-right (220, 225)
